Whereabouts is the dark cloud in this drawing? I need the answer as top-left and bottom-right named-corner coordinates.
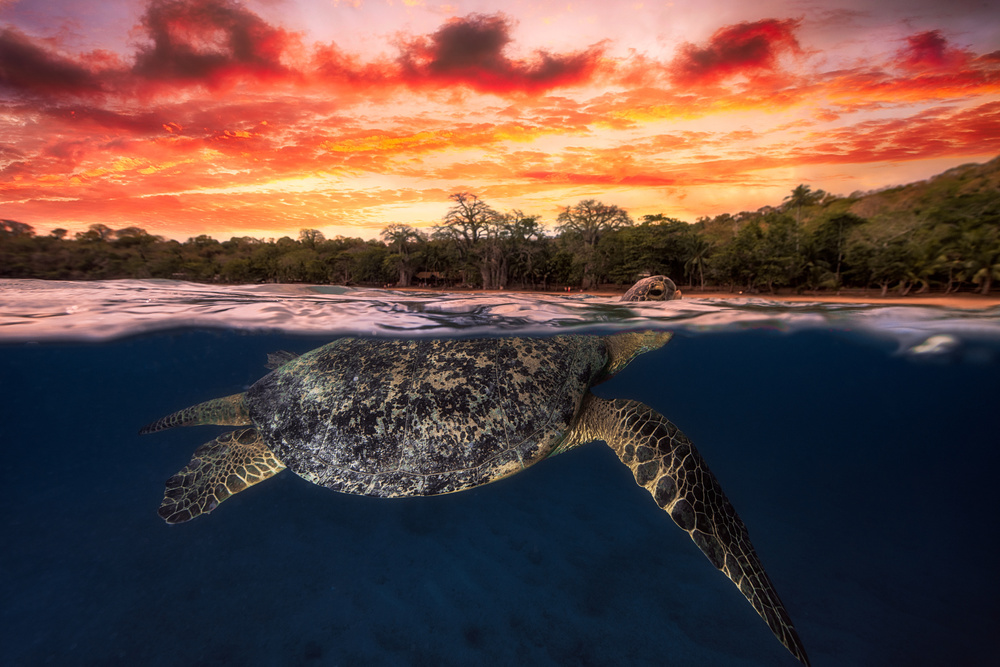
top-left (397, 13), bottom-right (605, 94)
top-left (0, 0), bottom-right (306, 101)
top-left (0, 28), bottom-right (108, 96)
top-left (132, 0), bottom-right (296, 84)
top-left (670, 18), bottom-right (801, 86)
top-left (43, 139), bottom-right (91, 162)
top-left (898, 30), bottom-right (968, 70)
top-left (4, 5), bottom-right (600, 101)
top-left (418, 13), bottom-right (511, 74)
top-left (48, 106), bottom-right (170, 134)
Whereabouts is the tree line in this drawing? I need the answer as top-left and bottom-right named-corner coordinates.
top-left (2, 167), bottom-right (998, 295)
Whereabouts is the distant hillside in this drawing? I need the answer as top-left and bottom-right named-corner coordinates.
top-left (681, 154), bottom-right (999, 294)
top-left (814, 155), bottom-right (1000, 242)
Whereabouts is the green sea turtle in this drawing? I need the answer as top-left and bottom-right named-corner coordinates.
top-left (140, 275), bottom-right (808, 665)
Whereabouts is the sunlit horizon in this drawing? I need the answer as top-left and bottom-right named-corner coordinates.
top-left (2, 0), bottom-right (999, 241)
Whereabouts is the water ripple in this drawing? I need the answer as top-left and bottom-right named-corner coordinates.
top-left (1, 279), bottom-right (998, 349)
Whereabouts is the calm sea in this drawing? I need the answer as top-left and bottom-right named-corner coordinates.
top-left (2, 279), bottom-right (998, 666)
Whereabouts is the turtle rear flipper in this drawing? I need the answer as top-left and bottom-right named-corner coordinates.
top-left (568, 396), bottom-right (810, 666)
top-left (139, 393), bottom-right (251, 434)
top-left (158, 429), bottom-right (286, 524)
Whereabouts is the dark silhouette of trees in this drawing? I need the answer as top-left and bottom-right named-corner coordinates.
top-left (381, 224), bottom-right (425, 287)
top-left (783, 184), bottom-right (823, 226)
top-left (682, 234), bottom-right (712, 290)
top-left (502, 211), bottom-right (548, 289)
top-left (556, 199), bottom-right (632, 288)
top-left (811, 213), bottom-right (865, 289)
top-left (434, 192), bottom-right (501, 287)
top-left (3, 155), bottom-right (999, 294)
top-left (961, 226), bottom-right (1000, 295)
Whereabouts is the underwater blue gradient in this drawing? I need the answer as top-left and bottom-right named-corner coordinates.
top-left (1, 328), bottom-right (997, 665)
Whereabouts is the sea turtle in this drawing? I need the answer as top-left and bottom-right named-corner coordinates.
top-left (140, 275), bottom-right (809, 665)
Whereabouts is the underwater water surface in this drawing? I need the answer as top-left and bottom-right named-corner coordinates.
top-left (1, 280), bottom-right (998, 666)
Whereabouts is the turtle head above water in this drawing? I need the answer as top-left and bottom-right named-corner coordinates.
top-left (621, 275), bottom-right (682, 302)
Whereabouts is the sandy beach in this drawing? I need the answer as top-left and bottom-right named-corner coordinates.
top-left (667, 289), bottom-right (1000, 309)
top-left (397, 285), bottom-right (1000, 310)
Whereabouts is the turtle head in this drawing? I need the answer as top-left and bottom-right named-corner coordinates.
top-left (621, 275), bottom-right (681, 302)
top-left (601, 330), bottom-right (674, 379)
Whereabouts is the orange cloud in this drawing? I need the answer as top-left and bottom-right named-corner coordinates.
top-left (797, 101), bottom-right (1000, 164)
top-left (520, 171), bottom-right (677, 187)
top-left (3, 5), bottom-right (1000, 240)
top-left (821, 53), bottom-right (1000, 106)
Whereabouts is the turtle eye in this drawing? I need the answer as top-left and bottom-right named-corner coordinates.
top-left (649, 287), bottom-right (663, 296)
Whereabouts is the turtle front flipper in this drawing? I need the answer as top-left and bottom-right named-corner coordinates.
top-left (568, 395), bottom-right (809, 666)
top-left (158, 429), bottom-right (286, 524)
top-left (139, 393), bottom-right (251, 434)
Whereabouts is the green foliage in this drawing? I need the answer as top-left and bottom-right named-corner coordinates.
top-left (380, 223), bottom-right (425, 287)
top-left (556, 199), bottom-right (633, 288)
top-left (810, 212), bottom-right (866, 288)
top-left (3, 156), bottom-right (999, 292)
top-left (783, 184), bottom-right (824, 225)
top-left (605, 217), bottom-right (684, 282)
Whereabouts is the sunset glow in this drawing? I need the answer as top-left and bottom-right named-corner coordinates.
top-left (2, 0), bottom-right (999, 240)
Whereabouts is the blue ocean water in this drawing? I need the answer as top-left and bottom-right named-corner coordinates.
top-left (1, 280), bottom-right (998, 666)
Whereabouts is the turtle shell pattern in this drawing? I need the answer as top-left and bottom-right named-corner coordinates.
top-left (246, 336), bottom-right (609, 497)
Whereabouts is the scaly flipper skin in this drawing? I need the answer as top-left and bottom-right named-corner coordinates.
top-left (139, 393), bottom-right (251, 434)
top-left (566, 395), bottom-right (810, 666)
top-left (158, 428), bottom-right (286, 524)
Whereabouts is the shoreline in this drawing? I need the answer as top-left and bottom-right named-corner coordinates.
top-left (393, 285), bottom-right (1000, 310)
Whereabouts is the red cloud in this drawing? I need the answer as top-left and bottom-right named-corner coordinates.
top-left (670, 18), bottom-right (801, 86)
top-left (897, 30), bottom-right (969, 71)
top-left (311, 43), bottom-right (399, 92)
top-left (794, 102), bottom-right (1000, 164)
top-left (5, 4), bottom-right (1000, 241)
top-left (1, 0), bottom-right (303, 99)
top-left (3, 4), bottom-right (599, 101)
top-left (49, 105), bottom-right (170, 134)
top-left (396, 13), bottom-right (605, 94)
top-left (132, 0), bottom-right (299, 86)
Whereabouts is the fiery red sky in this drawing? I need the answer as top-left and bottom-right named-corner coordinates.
top-left (2, 0), bottom-right (999, 240)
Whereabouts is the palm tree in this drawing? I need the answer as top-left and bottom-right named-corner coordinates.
top-left (682, 235), bottom-right (712, 290)
top-left (783, 184), bottom-right (823, 226)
